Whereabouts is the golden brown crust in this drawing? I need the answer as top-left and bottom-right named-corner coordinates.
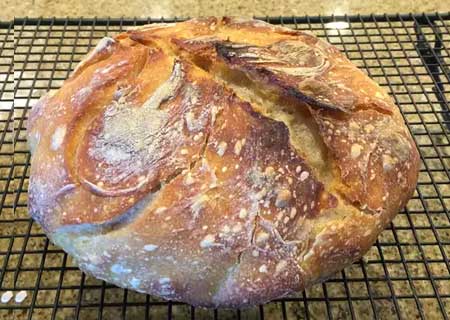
top-left (311, 108), bottom-right (419, 214)
top-left (27, 17), bottom-right (419, 307)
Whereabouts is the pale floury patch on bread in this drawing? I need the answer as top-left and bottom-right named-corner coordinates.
top-left (27, 17), bottom-right (419, 307)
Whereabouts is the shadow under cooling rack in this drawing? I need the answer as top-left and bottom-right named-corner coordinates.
top-left (2, 13), bottom-right (450, 320)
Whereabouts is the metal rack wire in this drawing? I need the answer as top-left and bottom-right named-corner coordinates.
top-left (2, 13), bottom-right (450, 319)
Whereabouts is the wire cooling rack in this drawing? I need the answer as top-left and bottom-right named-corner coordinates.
top-left (2, 13), bottom-right (450, 320)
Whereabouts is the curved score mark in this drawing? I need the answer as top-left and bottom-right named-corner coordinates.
top-left (76, 60), bottom-right (185, 197)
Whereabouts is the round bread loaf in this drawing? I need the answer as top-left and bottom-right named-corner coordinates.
top-left (27, 17), bottom-right (420, 307)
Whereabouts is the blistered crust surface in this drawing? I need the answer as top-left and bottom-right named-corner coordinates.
top-left (27, 17), bottom-right (419, 307)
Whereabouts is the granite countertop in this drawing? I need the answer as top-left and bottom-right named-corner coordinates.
top-left (4, 0), bottom-right (450, 20)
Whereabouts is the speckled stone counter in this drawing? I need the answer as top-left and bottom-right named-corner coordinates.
top-left (4, 0), bottom-right (450, 20)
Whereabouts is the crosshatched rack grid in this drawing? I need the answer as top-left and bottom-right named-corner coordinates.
top-left (1, 13), bottom-right (449, 319)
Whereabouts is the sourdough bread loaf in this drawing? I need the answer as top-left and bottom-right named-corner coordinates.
top-left (27, 17), bottom-right (419, 307)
